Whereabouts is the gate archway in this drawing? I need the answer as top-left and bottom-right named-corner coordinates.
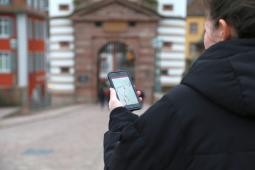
top-left (97, 41), bottom-right (136, 100)
top-left (98, 41), bottom-right (136, 80)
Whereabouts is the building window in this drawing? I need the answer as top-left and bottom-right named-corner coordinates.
top-left (163, 42), bottom-right (173, 48)
top-left (60, 67), bottom-right (70, 74)
top-left (35, 53), bottom-right (45, 71)
top-left (34, 53), bottom-right (38, 71)
top-left (39, 21), bottom-right (45, 39)
top-left (33, 0), bottom-right (38, 9)
top-left (190, 22), bottom-right (198, 34)
top-left (0, 52), bottom-right (11, 73)
top-left (28, 18), bottom-right (33, 39)
top-left (128, 21), bottom-right (136, 27)
top-left (40, 53), bottom-right (45, 71)
top-left (163, 4), bottom-right (173, 11)
top-left (38, 0), bottom-right (46, 11)
top-left (28, 53), bottom-right (34, 73)
top-left (95, 21), bottom-right (103, 27)
top-left (59, 4), bottom-right (69, 11)
top-left (27, 0), bottom-right (46, 11)
top-left (41, 54), bottom-right (45, 71)
top-left (161, 69), bottom-right (168, 75)
top-left (0, 17), bottom-right (12, 38)
top-left (27, 0), bottom-right (33, 7)
top-left (189, 43), bottom-right (197, 53)
top-left (0, 0), bottom-right (10, 5)
top-left (33, 20), bottom-right (45, 40)
top-left (59, 41), bottom-right (70, 49)
top-left (33, 20), bottom-right (38, 39)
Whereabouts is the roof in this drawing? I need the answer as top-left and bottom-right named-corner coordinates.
top-left (187, 0), bottom-right (206, 16)
top-left (71, 0), bottom-right (160, 20)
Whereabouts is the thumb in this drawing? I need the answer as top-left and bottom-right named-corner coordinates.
top-left (109, 88), bottom-right (123, 111)
top-left (110, 88), bottom-right (118, 100)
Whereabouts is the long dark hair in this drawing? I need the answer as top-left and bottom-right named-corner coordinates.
top-left (203, 0), bottom-right (255, 38)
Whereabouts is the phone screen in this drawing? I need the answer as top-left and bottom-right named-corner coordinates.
top-left (111, 76), bottom-right (139, 106)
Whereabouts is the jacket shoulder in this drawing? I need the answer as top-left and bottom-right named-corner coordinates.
top-left (165, 84), bottom-right (202, 105)
top-left (136, 84), bottom-right (198, 134)
top-left (163, 84), bottom-right (211, 116)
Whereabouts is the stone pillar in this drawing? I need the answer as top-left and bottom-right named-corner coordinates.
top-left (17, 14), bottom-right (29, 113)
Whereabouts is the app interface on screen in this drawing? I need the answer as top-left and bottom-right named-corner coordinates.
top-left (112, 76), bottom-right (138, 106)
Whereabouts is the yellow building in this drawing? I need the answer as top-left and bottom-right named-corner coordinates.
top-left (185, 0), bottom-right (205, 67)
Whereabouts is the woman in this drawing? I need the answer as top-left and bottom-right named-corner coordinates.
top-left (104, 0), bottom-right (255, 169)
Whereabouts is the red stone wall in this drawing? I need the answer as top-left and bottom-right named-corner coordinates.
top-left (72, 1), bottom-right (159, 104)
top-left (74, 20), bottom-right (158, 103)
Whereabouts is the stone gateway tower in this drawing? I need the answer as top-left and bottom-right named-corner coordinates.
top-left (71, 0), bottom-right (160, 103)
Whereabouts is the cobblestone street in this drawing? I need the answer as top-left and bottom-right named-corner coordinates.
top-left (0, 104), bottom-right (148, 170)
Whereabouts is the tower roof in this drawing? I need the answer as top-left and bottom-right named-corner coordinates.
top-left (71, 0), bottom-right (160, 21)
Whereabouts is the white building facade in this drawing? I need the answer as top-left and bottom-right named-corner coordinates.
top-left (157, 0), bottom-right (187, 92)
top-left (48, 0), bottom-right (75, 104)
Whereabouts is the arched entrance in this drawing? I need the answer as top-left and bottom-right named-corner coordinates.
top-left (98, 41), bottom-right (136, 80)
top-left (97, 41), bottom-right (136, 101)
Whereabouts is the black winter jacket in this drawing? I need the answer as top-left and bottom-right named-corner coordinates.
top-left (104, 39), bottom-right (255, 170)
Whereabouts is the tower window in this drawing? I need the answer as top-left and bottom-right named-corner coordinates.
top-left (60, 67), bottom-right (70, 74)
top-left (59, 41), bottom-right (70, 49)
top-left (59, 4), bottom-right (69, 11)
top-left (95, 21), bottom-right (103, 27)
top-left (163, 4), bottom-right (173, 11)
top-left (128, 21), bottom-right (136, 27)
top-left (161, 69), bottom-right (168, 75)
top-left (163, 42), bottom-right (173, 48)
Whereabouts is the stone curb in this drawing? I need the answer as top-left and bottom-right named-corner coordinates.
top-left (0, 108), bottom-right (20, 119)
top-left (0, 105), bottom-right (85, 129)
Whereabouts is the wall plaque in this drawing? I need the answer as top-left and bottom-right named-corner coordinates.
top-left (103, 21), bottom-right (128, 32)
top-left (78, 75), bottom-right (89, 84)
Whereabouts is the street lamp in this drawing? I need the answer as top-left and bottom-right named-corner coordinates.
top-left (152, 37), bottom-right (162, 93)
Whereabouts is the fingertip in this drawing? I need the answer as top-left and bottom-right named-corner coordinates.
top-left (110, 88), bottom-right (115, 93)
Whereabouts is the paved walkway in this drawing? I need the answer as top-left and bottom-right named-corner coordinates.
top-left (0, 107), bottom-right (20, 119)
top-left (0, 104), bottom-right (149, 170)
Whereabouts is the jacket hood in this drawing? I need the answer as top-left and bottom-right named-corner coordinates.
top-left (182, 39), bottom-right (255, 117)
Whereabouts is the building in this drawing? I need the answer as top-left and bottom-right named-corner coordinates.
top-left (48, 0), bottom-right (76, 105)
top-left (185, 0), bottom-right (205, 68)
top-left (0, 0), bottom-right (48, 107)
top-left (73, 0), bottom-right (159, 103)
top-left (157, 0), bottom-right (187, 92)
top-left (48, 0), bottom-right (160, 104)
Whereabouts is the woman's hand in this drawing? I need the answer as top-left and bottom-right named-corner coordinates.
top-left (108, 88), bottom-right (143, 112)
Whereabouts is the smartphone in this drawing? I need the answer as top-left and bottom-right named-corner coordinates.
top-left (107, 71), bottom-right (142, 111)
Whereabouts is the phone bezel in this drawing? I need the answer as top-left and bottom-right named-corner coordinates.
top-left (107, 71), bottom-right (142, 111)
